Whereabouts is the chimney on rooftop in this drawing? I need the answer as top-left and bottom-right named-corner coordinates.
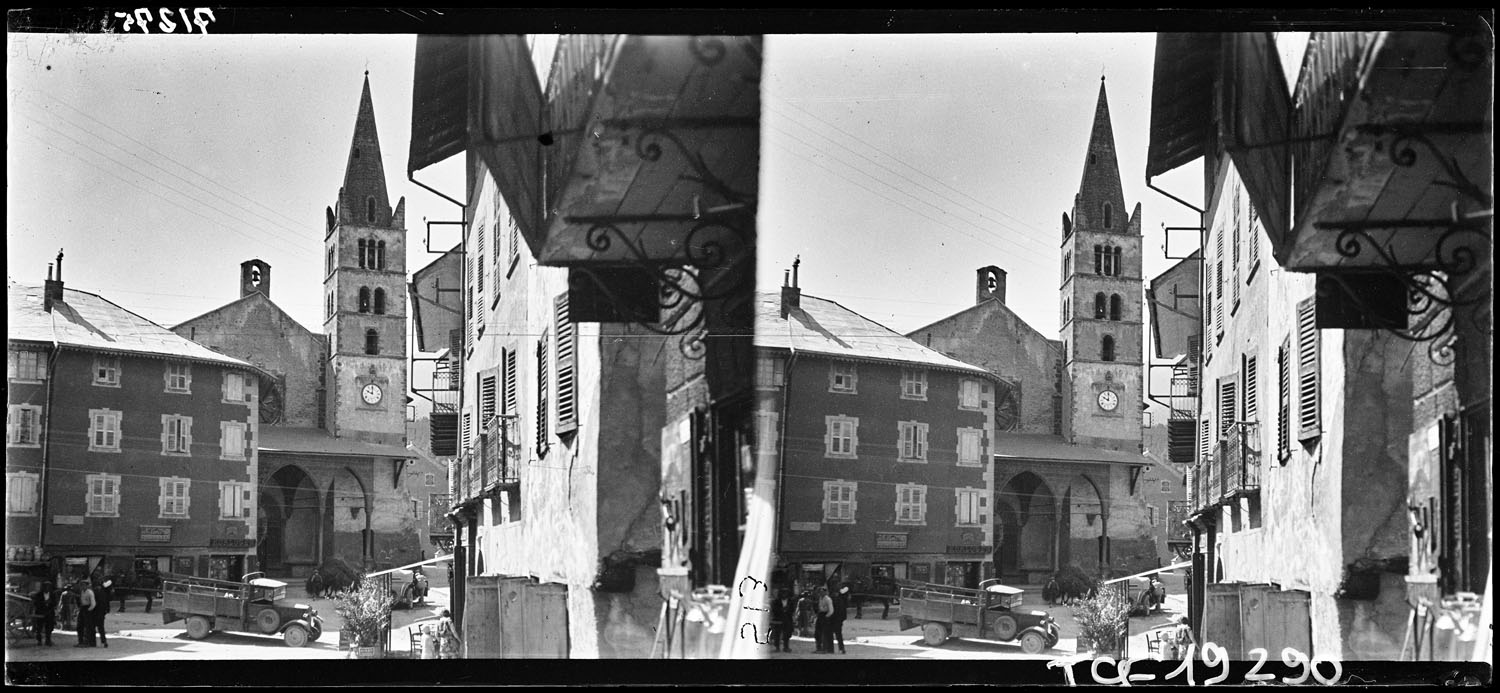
top-left (976, 265), bottom-right (1006, 305)
top-left (780, 256), bottom-right (802, 318)
top-left (44, 249), bottom-right (65, 312)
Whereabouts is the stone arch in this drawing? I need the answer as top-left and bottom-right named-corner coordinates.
top-left (1109, 294), bottom-right (1123, 321)
top-left (261, 465), bottom-right (321, 575)
top-left (373, 287), bottom-right (386, 314)
top-left (1061, 474), bottom-right (1107, 575)
top-left (1102, 335), bottom-right (1116, 362)
top-left (359, 286), bottom-right (371, 313)
top-left (997, 471), bottom-right (1059, 581)
top-left (1094, 292), bottom-right (1107, 319)
top-left (325, 466), bottom-right (372, 568)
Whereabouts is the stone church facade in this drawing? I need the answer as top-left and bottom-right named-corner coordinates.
top-left (172, 76), bottom-right (420, 576)
top-left (909, 80), bottom-right (1159, 581)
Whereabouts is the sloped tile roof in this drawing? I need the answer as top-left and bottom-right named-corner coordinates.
top-left (8, 281), bottom-right (259, 371)
top-left (755, 291), bottom-right (990, 375)
top-left (258, 425), bottom-right (412, 458)
top-left (992, 433), bottom-right (1148, 465)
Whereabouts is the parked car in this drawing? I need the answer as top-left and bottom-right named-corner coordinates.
top-left (898, 579), bottom-right (1060, 654)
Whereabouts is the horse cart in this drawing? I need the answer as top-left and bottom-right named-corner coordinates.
top-left (161, 572), bottom-right (324, 647)
top-left (5, 591), bottom-right (34, 645)
top-left (898, 579), bottom-right (1060, 654)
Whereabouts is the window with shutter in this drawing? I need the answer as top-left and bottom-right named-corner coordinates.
top-left (461, 411), bottom-right (472, 454)
top-left (6, 472), bottom-right (39, 515)
top-left (1232, 181), bottom-right (1242, 309)
top-left (823, 481), bottom-right (856, 523)
top-left (1247, 199), bottom-right (1261, 279)
top-left (162, 415), bottom-right (192, 455)
top-left (480, 373), bottom-right (497, 425)
top-left (1277, 338), bottom-right (1291, 462)
top-left (896, 484), bottom-right (927, 525)
top-left (1219, 376), bottom-right (1237, 436)
top-left (160, 477), bottom-right (190, 518)
top-left (476, 223), bottom-right (486, 306)
top-left (87, 474), bottom-right (121, 517)
top-left (1296, 297), bottom-right (1321, 441)
top-left (1243, 355), bottom-right (1258, 423)
top-left (1199, 418), bottom-right (1211, 462)
top-left (555, 293), bottom-right (577, 435)
top-left (898, 421), bottom-right (928, 462)
top-left (536, 334), bottom-right (550, 456)
top-left (957, 428), bottom-right (982, 466)
top-left (503, 349), bottom-right (518, 416)
top-left (220, 421), bottom-right (247, 460)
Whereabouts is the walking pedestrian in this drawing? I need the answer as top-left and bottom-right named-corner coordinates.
top-left (30, 581), bottom-right (59, 646)
top-left (830, 584), bottom-right (850, 654)
top-left (813, 586), bottom-right (833, 653)
top-left (435, 609), bottom-right (462, 659)
top-left (769, 588), bottom-right (796, 653)
top-left (75, 579), bottom-right (96, 647)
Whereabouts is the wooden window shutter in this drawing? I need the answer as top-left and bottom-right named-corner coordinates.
top-left (1277, 337), bottom-right (1291, 461)
top-left (555, 293), bottom-right (577, 434)
top-left (1296, 297), bottom-right (1321, 441)
top-left (475, 224), bottom-right (486, 305)
top-left (1244, 355), bottom-right (1258, 423)
top-left (480, 372), bottom-right (497, 424)
top-left (1219, 376), bottom-right (1237, 437)
top-left (536, 334), bottom-right (550, 455)
top-left (1199, 417), bottom-right (1211, 462)
top-left (503, 349), bottom-right (518, 416)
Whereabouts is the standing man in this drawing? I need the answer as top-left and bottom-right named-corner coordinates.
top-left (30, 581), bottom-right (59, 646)
top-left (768, 588), bottom-right (796, 653)
top-left (75, 578), bottom-right (96, 647)
top-left (830, 584), bottom-right (850, 654)
top-left (813, 586), bottom-right (833, 654)
top-left (93, 577), bottom-right (113, 647)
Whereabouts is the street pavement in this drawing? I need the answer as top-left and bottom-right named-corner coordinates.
top-left (765, 580), bottom-right (1190, 661)
top-left (3, 575), bottom-right (451, 662)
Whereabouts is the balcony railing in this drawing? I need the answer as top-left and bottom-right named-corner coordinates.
top-left (544, 34), bottom-right (614, 222)
top-left (1291, 32), bottom-right (1380, 231)
top-left (1220, 422), bottom-right (1263, 498)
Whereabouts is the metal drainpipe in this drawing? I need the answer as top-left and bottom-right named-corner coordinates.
top-left (773, 348), bottom-right (797, 586)
top-left (37, 341), bottom-right (61, 564)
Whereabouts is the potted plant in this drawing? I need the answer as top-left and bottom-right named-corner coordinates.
top-left (333, 578), bottom-right (393, 658)
top-left (1071, 586), bottom-right (1129, 659)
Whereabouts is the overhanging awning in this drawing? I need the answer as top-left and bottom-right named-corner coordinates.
top-left (1146, 33), bottom-right (1219, 179)
top-left (409, 35), bottom-right (471, 175)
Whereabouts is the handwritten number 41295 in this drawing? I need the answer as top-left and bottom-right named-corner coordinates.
top-left (1047, 644), bottom-right (1344, 686)
top-left (115, 8), bottom-right (217, 34)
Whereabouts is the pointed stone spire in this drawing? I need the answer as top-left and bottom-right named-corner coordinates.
top-left (1074, 78), bottom-right (1127, 233)
top-left (339, 74), bottom-right (391, 228)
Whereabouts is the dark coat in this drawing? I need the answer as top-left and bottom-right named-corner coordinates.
top-left (31, 588), bottom-right (59, 616)
top-left (831, 591), bottom-right (850, 622)
top-left (769, 597), bottom-right (796, 625)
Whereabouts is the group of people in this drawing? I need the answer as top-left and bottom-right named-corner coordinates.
top-left (768, 582), bottom-right (851, 654)
top-left (28, 574), bottom-right (115, 648)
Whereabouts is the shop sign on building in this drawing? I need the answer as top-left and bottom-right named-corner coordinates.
top-left (140, 526), bottom-right (173, 543)
top-left (875, 532), bottom-right (908, 549)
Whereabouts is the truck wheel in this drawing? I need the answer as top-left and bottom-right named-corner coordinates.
top-left (283, 624), bottom-right (310, 648)
top-left (185, 616), bottom-right (212, 640)
top-left (255, 608), bottom-right (282, 634)
top-left (922, 622), bottom-right (949, 647)
top-left (1020, 630), bottom-right (1048, 655)
top-left (992, 614), bottom-right (1019, 641)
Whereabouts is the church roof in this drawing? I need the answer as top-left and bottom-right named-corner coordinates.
top-left (170, 290), bottom-right (322, 342)
top-left (755, 291), bottom-right (992, 376)
top-left (992, 433), bottom-right (1147, 466)
top-left (258, 425), bottom-right (411, 458)
top-left (8, 281), bottom-right (263, 373)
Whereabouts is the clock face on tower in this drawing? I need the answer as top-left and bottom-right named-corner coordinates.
top-left (361, 383), bottom-right (383, 405)
top-left (1097, 390), bottom-right (1119, 412)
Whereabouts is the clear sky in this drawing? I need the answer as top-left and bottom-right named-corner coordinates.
top-left (7, 33), bottom-right (465, 337)
top-left (8, 30), bottom-right (1305, 421)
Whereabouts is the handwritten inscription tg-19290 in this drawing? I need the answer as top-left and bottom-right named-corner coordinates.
top-left (1047, 643), bottom-right (1345, 686)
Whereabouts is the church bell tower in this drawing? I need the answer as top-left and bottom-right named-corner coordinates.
top-left (323, 74), bottom-right (408, 446)
top-left (1059, 78), bottom-right (1143, 453)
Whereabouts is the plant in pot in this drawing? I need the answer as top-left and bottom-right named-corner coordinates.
top-left (333, 578), bottom-right (393, 658)
top-left (1071, 586), bottom-right (1129, 658)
